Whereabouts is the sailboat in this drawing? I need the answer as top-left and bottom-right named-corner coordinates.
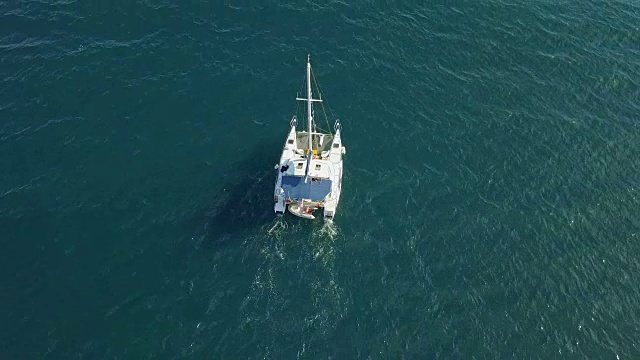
top-left (273, 55), bottom-right (346, 221)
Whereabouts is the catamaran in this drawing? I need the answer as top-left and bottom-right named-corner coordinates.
top-left (273, 55), bottom-right (346, 221)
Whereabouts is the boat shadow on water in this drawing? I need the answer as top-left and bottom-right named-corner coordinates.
top-left (200, 143), bottom-right (280, 249)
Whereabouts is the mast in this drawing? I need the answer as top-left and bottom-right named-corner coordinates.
top-left (296, 54), bottom-right (322, 154)
top-left (306, 54), bottom-right (313, 153)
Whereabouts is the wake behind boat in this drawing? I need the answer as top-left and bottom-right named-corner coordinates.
top-left (273, 55), bottom-right (346, 221)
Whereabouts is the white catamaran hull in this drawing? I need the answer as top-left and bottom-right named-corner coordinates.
top-left (273, 56), bottom-right (345, 221)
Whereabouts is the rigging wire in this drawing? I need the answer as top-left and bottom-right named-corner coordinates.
top-left (310, 66), bottom-right (335, 135)
top-left (291, 73), bottom-right (306, 124)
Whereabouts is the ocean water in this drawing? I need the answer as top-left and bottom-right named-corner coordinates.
top-left (1, 1), bottom-right (639, 358)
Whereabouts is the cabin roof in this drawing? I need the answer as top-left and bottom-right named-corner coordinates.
top-left (281, 175), bottom-right (332, 201)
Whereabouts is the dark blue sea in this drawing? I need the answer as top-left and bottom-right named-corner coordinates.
top-left (1, 1), bottom-right (639, 358)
